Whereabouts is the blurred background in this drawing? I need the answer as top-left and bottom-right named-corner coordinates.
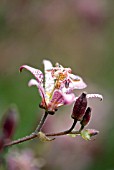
top-left (0, 0), bottom-right (114, 169)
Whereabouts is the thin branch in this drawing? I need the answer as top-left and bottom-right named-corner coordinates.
top-left (69, 131), bottom-right (81, 135)
top-left (4, 112), bottom-right (49, 147)
top-left (46, 119), bottom-right (77, 137)
top-left (35, 111), bottom-right (48, 133)
top-left (4, 133), bottom-right (37, 147)
top-left (4, 114), bottom-right (79, 147)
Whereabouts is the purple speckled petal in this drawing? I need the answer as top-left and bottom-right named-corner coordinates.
top-left (50, 90), bottom-right (64, 106)
top-left (20, 65), bottom-right (43, 83)
top-left (51, 90), bottom-right (75, 106)
top-left (69, 74), bottom-right (87, 89)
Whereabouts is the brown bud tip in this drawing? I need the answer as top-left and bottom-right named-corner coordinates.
top-left (80, 107), bottom-right (92, 127)
top-left (71, 92), bottom-right (87, 121)
top-left (2, 107), bottom-right (18, 139)
top-left (82, 92), bottom-right (87, 97)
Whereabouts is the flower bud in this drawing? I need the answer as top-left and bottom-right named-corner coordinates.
top-left (71, 92), bottom-right (87, 121)
top-left (2, 108), bottom-right (18, 139)
top-left (0, 133), bottom-right (4, 152)
top-left (80, 107), bottom-right (92, 127)
top-left (87, 129), bottom-right (99, 137)
top-left (81, 129), bottom-right (99, 140)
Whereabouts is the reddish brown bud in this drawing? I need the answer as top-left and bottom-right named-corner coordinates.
top-left (71, 92), bottom-right (87, 121)
top-left (2, 108), bottom-right (18, 139)
top-left (80, 107), bottom-right (92, 127)
top-left (0, 133), bottom-right (5, 152)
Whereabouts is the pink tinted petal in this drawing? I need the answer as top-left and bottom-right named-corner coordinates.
top-left (73, 80), bottom-right (87, 89)
top-left (61, 85), bottom-right (74, 94)
top-left (69, 74), bottom-right (81, 81)
top-left (20, 65), bottom-right (43, 83)
top-left (69, 74), bottom-right (87, 89)
top-left (28, 79), bottom-right (46, 102)
top-left (51, 90), bottom-right (64, 105)
top-left (62, 93), bottom-right (76, 105)
top-left (87, 94), bottom-right (103, 101)
top-left (28, 79), bottom-right (39, 87)
top-left (51, 90), bottom-right (75, 106)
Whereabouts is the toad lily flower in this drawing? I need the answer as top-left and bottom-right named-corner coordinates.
top-left (20, 60), bottom-right (87, 114)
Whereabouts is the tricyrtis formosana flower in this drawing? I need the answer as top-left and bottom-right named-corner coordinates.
top-left (20, 60), bottom-right (87, 114)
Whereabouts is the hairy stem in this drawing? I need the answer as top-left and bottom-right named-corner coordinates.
top-left (46, 119), bottom-right (77, 137)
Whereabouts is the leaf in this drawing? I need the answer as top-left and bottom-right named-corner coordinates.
top-left (81, 130), bottom-right (91, 140)
top-left (38, 132), bottom-right (55, 142)
top-left (81, 129), bottom-right (99, 140)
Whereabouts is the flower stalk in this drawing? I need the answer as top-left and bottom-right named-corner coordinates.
top-left (1, 59), bottom-right (103, 149)
top-left (35, 111), bottom-right (48, 133)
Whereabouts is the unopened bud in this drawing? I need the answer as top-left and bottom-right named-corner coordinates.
top-left (71, 92), bottom-right (87, 121)
top-left (0, 133), bottom-right (4, 152)
top-left (87, 129), bottom-right (99, 137)
top-left (81, 129), bottom-right (99, 140)
top-left (80, 107), bottom-right (92, 127)
top-left (2, 108), bottom-right (18, 139)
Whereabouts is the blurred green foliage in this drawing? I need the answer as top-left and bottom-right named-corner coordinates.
top-left (0, 0), bottom-right (114, 170)
top-left (0, 73), bottom-right (41, 138)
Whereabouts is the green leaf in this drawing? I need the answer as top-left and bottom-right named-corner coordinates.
top-left (38, 132), bottom-right (55, 142)
top-left (81, 130), bottom-right (91, 140)
top-left (81, 129), bottom-right (99, 140)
